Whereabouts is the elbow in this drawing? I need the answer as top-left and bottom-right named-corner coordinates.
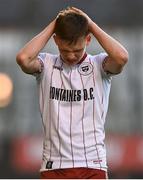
top-left (16, 52), bottom-right (30, 70)
top-left (118, 50), bottom-right (129, 66)
top-left (16, 53), bottom-right (30, 73)
top-left (16, 53), bottom-right (27, 66)
top-left (114, 50), bottom-right (129, 74)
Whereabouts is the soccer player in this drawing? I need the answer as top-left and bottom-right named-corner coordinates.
top-left (16, 7), bottom-right (128, 179)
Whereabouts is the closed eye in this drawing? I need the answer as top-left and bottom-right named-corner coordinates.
top-left (60, 48), bottom-right (84, 53)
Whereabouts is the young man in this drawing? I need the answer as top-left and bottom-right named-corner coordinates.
top-left (16, 7), bottom-right (128, 179)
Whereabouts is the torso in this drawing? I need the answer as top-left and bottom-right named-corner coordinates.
top-left (36, 52), bottom-right (111, 172)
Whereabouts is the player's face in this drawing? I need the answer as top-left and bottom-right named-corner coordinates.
top-left (54, 35), bottom-right (91, 66)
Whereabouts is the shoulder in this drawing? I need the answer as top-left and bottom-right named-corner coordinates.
top-left (38, 53), bottom-right (59, 69)
top-left (34, 53), bottom-right (58, 80)
top-left (89, 52), bottom-right (112, 79)
top-left (89, 52), bottom-right (108, 64)
top-left (38, 52), bottom-right (58, 63)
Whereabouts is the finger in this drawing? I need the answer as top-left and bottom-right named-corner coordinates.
top-left (67, 6), bottom-right (72, 10)
top-left (71, 7), bottom-right (82, 12)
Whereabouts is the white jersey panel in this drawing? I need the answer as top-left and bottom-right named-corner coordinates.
top-left (36, 52), bottom-right (111, 172)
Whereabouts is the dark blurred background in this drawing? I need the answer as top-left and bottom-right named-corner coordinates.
top-left (0, 0), bottom-right (143, 178)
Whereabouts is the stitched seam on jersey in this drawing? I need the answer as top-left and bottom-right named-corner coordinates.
top-left (69, 67), bottom-right (74, 167)
top-left (42, 64), bottom-right (48, 124)
top-left (40, 79), bottom-right (45, 133)
top-left (49, 58), bottom-right (58, 162)
top-left (40, 59), bottom-right (49, 165)
top-left (101, 62), bottom-right (105, 129)
top-left (89, 58), bottom-right (102, 169)
top-left (58, 62), bottom-right (64, 169)
top-left (59, 64), bottom-right (75, 167)
top-left (101, 72), bottom-right (104, 120)
top-left (40, 79), bottom-right (47, 165)
top-left (80, 74), bottom-right (88, 167)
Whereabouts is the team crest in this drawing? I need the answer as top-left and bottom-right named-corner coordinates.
top-left (78, 62), bottom-right (93, 76)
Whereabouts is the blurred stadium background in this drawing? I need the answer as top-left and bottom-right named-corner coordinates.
top-left (0, 0), bottom-right (143, 178)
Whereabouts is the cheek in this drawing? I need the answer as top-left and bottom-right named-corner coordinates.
top-left (60, 52), bottom-right (68, 58)
top-left (76, 54), bottom-right (82, 59)
top-left (77, 51), bottom-right (85, 58)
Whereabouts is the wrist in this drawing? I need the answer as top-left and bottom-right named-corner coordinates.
top-left (88, 20), bottom-right (95, 32)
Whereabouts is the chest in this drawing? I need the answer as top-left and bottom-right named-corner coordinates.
top-left (49, 62), bottom-right (102, 90)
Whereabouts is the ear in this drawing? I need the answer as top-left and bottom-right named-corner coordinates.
top-left (85, 34), bottom-right (91, 46)
top-left (53, 34), bottom-right (59, 46)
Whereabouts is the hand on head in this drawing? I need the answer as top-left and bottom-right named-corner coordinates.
top-left (56, 7), bottom-right (92, 28)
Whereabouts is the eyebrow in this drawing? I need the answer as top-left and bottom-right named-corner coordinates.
top-left (59, 48), bottom-right (84, 52)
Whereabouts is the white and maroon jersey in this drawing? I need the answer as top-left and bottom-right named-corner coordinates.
top-left (36, 52), bottom-right (112, 172)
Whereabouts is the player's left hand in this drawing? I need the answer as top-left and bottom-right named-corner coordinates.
top-left (69, 7), bottom-right (93, 29)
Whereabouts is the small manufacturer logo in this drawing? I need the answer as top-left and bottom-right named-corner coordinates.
top-left (46, 161), bottom-right (53, 169)
top-left (78, 62), bottom-right (93, 76)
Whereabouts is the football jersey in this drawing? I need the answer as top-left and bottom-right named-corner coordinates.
top-left (36, 52), bottom-right (112, 172)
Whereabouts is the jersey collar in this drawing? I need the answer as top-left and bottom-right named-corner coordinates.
top-left (77, 52), bottom-right (88, 64)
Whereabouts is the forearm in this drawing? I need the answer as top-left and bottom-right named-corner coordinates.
top-left (17, 20), bottom-right (56, 62)
top-left (89, 21), bottom-right (128, 62)
top-left (70, 7), bottom-right (128, 64)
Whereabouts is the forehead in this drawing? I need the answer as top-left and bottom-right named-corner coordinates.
top-left (57, 37), bottom-right (86, 51)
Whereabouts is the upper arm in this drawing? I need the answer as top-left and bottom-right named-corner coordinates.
top-left (16, 53), bottom-right (42, 74)
top-left (102, 56), bottom-right (127, 75)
